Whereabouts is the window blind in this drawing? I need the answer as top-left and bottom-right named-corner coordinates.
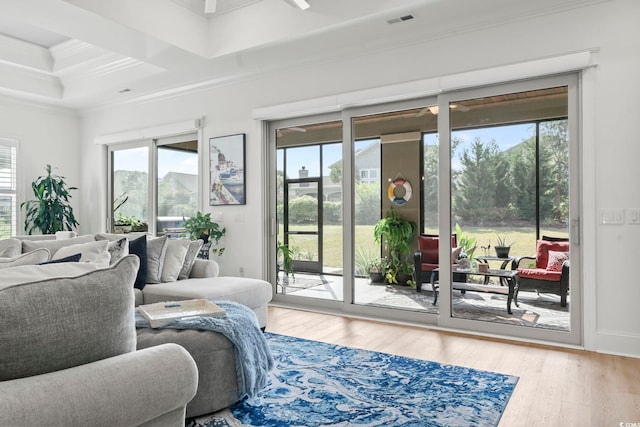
top-left (0, 140), bottom-right (17, 238)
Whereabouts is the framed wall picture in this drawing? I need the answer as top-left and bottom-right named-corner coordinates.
top-left (209, 133), bottom-right (246, 205)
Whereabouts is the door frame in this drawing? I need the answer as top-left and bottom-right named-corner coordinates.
top-left (283, 176), bottom-right (323, 273)
top-left (436, 74), bottom-right (582, 346)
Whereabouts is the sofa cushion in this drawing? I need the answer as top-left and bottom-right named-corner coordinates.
top-left (147, 236), bottom-right (168, 284)
top-left (53, 239), bottom-right (110, 267)
top-left (517, 267), bottom-right (562, 282)
top-left (161, 239), bottom-right (190, 282)
top-left (142, 277), bottom-right (273, 310)
top-left (21, 234), bottom-right (95, 257)
top-left (0, 249), bottom-right (50, 269)
top-left (179, 239), bottom-right (204, 280)
top-left (0, 238), bottom-right (21, 258)
top-left (0, 255), bottom-right (139, 381)
top-left (129, 235), bottom-right (148, 289)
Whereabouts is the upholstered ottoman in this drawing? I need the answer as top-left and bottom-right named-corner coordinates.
top-left (136, 327), bottom-right (239, 418)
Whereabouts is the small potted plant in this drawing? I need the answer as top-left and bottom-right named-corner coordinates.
top-left (494, 233), bottom-right (512, 258)
top-left (114, 213), bottom-right (142, 233)
top-left (366, 258), bottom-right (386, 283)
top-left (183, 211), bottom-right (226, 256)
top-left (276, 240), bottom-right (295, 284)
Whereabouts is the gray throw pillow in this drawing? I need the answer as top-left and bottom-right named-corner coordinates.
top-left (107, 237), bottom-right (129, 265)
top-left (178, 239), bottom-right (204, 280)
top-left (0, 238), bottom-right (21, 258)
top-left (160, 239), bottom-right (190, 283)
top-left (0, 249), bottom-right (50, 269)
top-left (22, 235), bottom-right (96, 258)
top-left (146, 236), bottom-right (168, 284)
top-left (0, 255), bottom-right (139, 381)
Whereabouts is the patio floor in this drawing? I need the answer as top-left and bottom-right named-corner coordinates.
top-left (277, 273), bottom-right (570, 331)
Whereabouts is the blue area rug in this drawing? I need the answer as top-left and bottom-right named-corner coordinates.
top-left (189, 333), bottom-right (518, 427)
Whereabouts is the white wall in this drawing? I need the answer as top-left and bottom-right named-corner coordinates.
top-left (77, 0), bottom-right (640, 356)
top-left (0, 97), bottom-right (81, 234)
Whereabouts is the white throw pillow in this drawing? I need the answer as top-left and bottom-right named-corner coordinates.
top-left (22, 235), bottom-right (96, 257)
top-left (53, 239), bottom-right (110, 266)
top-left (178, 239), bottom-right (204, 280)
top-left (146, 236), bottom-right (168, 284)
top-left (160, 239), bottom-right (191, 282)
top-left (0, 249), bottom-right (50, 270)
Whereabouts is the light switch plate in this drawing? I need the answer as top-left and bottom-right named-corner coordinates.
top-left (628, 208), bottom-right (640, 225)
top-left (600, 209), bottom-right (624, 225)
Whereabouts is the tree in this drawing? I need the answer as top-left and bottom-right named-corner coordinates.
top-left (453, 138), bottom-right (501, 224)
top-left (540, 120), bottom-right (569, 224)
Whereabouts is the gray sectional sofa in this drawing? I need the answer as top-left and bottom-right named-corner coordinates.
top-left (3, 233), bottom-right (273, 328)
top-left (1, 233), bottom-right (274, 420)
top-left (0, 256), bottom-right (199, 426)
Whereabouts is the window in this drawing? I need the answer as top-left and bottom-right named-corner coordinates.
top-left (108, 134), bottom-right (198, 235)
top-left (359, 168), bottom-right (379, 184)
top-left (0, 139), bottom-right (17, 238)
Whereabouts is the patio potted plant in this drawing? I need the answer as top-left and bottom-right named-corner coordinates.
top-left (373, 208), bottom-right (417, 285)
top-left (276, 240), bottom-right (295, 284)
top-left (21, 164), bottom-right (79, 234)
top-left (366, 258), bottom-right (386, 283)
top-left (494, 233), bottom-right (512, 258)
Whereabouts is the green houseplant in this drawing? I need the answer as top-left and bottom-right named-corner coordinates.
top-left (373, 208), bottom-right (417, 286)
top-left (494, 233), bottom-right (512, 258)
top-left (276, 240), bottom-right (295, 284)
top-left (21, 164), bottom-right (79, 234)
top-left (114, 213), bottom-right (142, 233)
top-left (366, 257), bottom-right (386, 283)
top-left (183, 211), bottom-right (226, 256)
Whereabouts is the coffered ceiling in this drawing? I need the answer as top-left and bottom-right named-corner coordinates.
top-left (0, 0), bottom-right (603, 111)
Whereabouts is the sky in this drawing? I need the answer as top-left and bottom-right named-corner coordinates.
top-left (281, 123), bottom-right (534, 179)
top-left (113, 146), bottom-right (198, 178)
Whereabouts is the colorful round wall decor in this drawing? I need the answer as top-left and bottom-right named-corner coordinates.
top-left (388, 177), bottom-right (412, 205)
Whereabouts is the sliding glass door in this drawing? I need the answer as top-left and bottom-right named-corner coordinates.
top-left (269, 74), bottom-right (581, 345)
top-left (439, 75), bottom-right (581, 344)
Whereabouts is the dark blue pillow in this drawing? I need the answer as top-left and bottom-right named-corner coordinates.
top-left (38, 253), bottom-right (82, 265)
top-left (128, 235), bottom-right (148, 290)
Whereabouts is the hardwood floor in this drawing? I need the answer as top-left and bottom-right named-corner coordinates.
top-left (266, 306), bottom-right (640, 426)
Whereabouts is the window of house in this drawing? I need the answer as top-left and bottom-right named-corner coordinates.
top-left (0, 139), bottom-right (17, 238)
top-left (359, 168), bottom-right (379, 184)
top-left (108, 134), bottom-right (198, 235)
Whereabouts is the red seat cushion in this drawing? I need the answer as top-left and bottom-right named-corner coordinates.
top-left (420, 262), bottom-right (439, 272)
top-left (418, 235), bottom-right (458, 265)
top-left (535, 240), bottom-right (569, 269)
top-left (517, 268), bottom-right (562, 282)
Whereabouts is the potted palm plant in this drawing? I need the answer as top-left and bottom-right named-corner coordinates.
top-left (21, 164), bottom-right (79, 234)
top-left (373, 208), bottom-right (417, 286)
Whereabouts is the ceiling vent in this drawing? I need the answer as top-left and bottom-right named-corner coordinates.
top-left (387, 14), bottom-right (414, 25)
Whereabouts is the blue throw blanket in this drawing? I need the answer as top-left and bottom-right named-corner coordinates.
top-left (135, 301), bottom-right (273, 399)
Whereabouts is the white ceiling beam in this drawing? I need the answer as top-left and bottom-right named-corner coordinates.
top-left (204, 0), bottom-right (217, 14)
top-left (288, 0), bottom-right (310, 10)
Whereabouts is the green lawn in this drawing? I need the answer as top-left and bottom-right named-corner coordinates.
top-left (281, 224), bottom-right (568, 271)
